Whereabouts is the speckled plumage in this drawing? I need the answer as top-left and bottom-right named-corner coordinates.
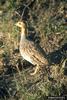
top-left (15, 21), bottom-right (48, 75)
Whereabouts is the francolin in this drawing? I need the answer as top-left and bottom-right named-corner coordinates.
top-left (15, 21), bottom-right (48, 75)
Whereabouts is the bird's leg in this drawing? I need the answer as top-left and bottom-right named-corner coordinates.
top-left (16, 64), bottom-right (21, 76)
top-left (30, 64), bottom-right (39, 75)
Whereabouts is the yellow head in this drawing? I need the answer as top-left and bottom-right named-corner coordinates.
top-left (15, 21), bottom-right (25, 28)
top-left (15, 21), bottom-right (27, 34)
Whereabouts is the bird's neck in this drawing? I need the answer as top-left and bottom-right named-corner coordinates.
top-left (20, 28), bottom-right (26, 40)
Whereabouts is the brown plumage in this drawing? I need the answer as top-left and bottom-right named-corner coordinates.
top-left (15, 21), bottom-right (48, 75)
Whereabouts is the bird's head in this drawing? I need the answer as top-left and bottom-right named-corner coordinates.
top-left (15, 21), bottom-right (27, 34)
top-left (15, 21), bottom-right (25, 29)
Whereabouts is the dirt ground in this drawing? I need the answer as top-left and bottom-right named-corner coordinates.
top-left (0, 0), bottom-right (67, 100)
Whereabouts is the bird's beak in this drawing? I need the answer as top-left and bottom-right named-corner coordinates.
top-left (15, 23), bottom-right (18, 26)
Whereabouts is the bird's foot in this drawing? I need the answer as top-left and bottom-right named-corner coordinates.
top-left (30, 65), bottom-right (39, 75)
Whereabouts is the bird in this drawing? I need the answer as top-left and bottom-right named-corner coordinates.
top-left (15, 21), bottom-right (48, 75)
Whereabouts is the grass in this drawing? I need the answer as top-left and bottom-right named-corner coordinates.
top-left (0, 0), bottom-right (67, 100)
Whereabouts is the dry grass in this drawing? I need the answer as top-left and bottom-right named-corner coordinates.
top-left (0, 0), bottom-right (67, 100)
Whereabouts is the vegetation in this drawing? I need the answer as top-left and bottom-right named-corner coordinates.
top-left (0, 0), bottom-right (67, 100)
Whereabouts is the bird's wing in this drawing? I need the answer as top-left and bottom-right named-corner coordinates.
top-left (24, 40), bottom-right (48, 65)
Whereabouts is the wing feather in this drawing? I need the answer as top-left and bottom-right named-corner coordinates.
top-left (21, 40), bottom-right (48, 65)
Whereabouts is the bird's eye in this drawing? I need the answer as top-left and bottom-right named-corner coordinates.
top-left (19, 22), bottom-right (21, 25)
